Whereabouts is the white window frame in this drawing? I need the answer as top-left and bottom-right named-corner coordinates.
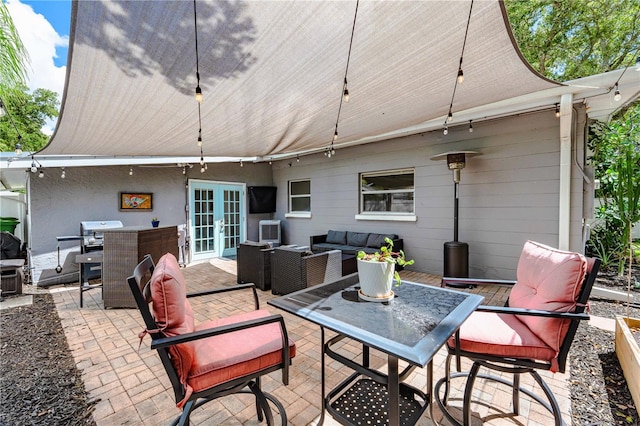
top-left (356, 168), bottom-right (417, 222)
top-left (285, 179), bottom-right (312, 219)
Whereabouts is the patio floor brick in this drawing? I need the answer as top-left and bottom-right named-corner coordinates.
top-left (46, 257), bottom-right (575, 425)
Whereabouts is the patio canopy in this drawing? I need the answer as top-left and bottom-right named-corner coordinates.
top-left (39, 0), bottom-right (560, 159)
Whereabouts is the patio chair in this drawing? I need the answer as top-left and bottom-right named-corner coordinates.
top-left (435, 240), bottom-right (600, 426)
top-left (270, 247), bottom-right (342, 295)
top-left (127, 253), bottom-right (295, 426)
top-left (237, 241), bottom-right (274, 291)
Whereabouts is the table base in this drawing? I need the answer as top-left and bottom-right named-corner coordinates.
top-left (328, 376), bottom-right (427, 425)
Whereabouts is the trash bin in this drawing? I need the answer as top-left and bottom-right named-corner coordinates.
top-left (0, 217), bottom-right (19, 234)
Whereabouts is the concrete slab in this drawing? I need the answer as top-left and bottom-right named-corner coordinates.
top-left (0, 294), bottom-right (33, 310)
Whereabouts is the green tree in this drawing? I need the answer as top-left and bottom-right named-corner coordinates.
top-left (505, 0), bottom-right (640, 81)
top-left (0, 85), bottom-right (59, 152)
top-left (0, 1), bottom-right (30, 97)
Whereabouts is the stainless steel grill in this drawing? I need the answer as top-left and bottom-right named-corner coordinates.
top-left (80, 220), bottom-right (123, 253)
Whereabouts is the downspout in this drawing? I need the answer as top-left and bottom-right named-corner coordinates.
top-left (558, 94), bottom-right (573, 250)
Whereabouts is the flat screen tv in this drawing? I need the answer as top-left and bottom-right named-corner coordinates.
top-left (248, 186), bottom-right (277, 214)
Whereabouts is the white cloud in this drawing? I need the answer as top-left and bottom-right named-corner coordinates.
top-left (7, 0), bottom-right (68, 134)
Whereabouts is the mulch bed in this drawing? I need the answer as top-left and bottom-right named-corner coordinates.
top-left (0, 266), bottom-right (638, 425)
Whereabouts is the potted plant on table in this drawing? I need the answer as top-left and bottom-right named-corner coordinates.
top-left (356, 237), bottom-right (414, 302)
top-left (151, 217), bottom-right (160, 228)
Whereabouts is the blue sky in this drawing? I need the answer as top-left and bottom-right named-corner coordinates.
top-left (7, 0), bottom-right (71, 133)
top-left (21, 0), bottom-right (71, 67)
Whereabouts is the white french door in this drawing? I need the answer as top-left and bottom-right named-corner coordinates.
top-left (189, 180), bottom-right (245, 261)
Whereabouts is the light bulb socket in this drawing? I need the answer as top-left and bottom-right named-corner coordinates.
top-left (457, 69), bottom-right (464, 84)
top-left (195, 86), bottom-right (203, 102)
top-left (197, 136), bottom-right (202, 147)
top-left (333, 130), bottom-right (338, 141)
top-left (343, 88), bottom-right (350, 102)
top-left (555, 103), bottom-right (560, 118)
top-left (447, 112), bottom-right (453, 122)
top-left (468, 121), bottom-right (473, 133)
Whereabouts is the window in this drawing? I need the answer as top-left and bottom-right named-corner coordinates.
top-left (359, 169), bottom-right (414, 215)
top-left (287, 179), bottom-right (311, 218)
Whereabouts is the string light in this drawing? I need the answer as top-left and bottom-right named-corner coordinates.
top-left (240, 159), bottom-right (243, 167)
top-left (468, 120), bottom-right (473, 133)
top-left (555, 103), bottom-right (560, 117)
top-left (613, 83), bottom-right (621, 101)
top-left (129, 167), bottom-right (133, 176)
top-left (328, 0), bottom-right (359, 158)
top-left (61, 168), bottom-right (66, 179)
top-left (443, 0), bottom-right (474, 137)
top-left (193, 0), bottom-right (202, 103)
top-left (195, 84), bottom-right (202, 103)
top-left (38, 169), bottom-right (44, 178)
top-left (30, 161), bottom-right (38, 173)
top-left (343, 78), bottom-right (350, 102)
top-left (15, 143), bottom-right (22, 155)
top-left (296, 155), bottom-right (300, 162)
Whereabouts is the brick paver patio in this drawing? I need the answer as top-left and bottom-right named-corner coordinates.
top-left (47, 258), bottom-right (573, 425)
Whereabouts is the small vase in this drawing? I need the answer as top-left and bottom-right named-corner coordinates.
top-left (151, 220), bottom-right (159, 228)
top-left (357, 259), bottom-right (395, 302)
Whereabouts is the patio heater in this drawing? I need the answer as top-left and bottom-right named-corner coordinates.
top-left (431, 151), bottom-right (479, 277)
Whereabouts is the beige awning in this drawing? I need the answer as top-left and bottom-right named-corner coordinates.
top-left (40, 0), bottom-right (559, 158)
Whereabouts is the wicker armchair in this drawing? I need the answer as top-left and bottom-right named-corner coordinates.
top-left (236, 241), bottom-right (274, 291)
top-left (271, 247), bottom-right (342, 295)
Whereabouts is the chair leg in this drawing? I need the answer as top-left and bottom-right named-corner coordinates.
top-left (172, 400), bottom-right (196, 426)
top-left (249, 380), bottom-right (275, 425)
top-left (530, 370), bottom-right (563, 426)
top-left (254, 377), bottom-right (264, 422)
top-left (442, 353), bottom-right (453, 405)
top-left (462, 361), bottom-right (482, 426)
top-left (512, 372), bottom-right (520, 415)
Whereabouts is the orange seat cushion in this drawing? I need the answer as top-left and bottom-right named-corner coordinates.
top-left (447, 311), bottom-right (557, 363)
top-left (187, 309), bottom-right (297, 394)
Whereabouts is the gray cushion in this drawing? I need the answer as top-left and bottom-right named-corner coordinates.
top-left (326, 230), bottom-right (347, 244)
top-left (366, 233), bottom-right (397, 248)
top-left (346, 231), bottom-right (369, 247)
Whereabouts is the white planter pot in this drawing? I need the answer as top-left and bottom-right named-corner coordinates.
top-left (357, 259), bottom-right (395, 301)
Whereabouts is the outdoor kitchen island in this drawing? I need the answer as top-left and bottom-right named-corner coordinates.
top-left (102, 226), bottom-right (178, 308)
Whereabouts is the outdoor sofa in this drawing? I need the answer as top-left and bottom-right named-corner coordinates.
top-left (310, 230), bottom-right (403, 255)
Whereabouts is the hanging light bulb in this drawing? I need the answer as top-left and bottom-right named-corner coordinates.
top-left (457, 68), bottom-right (464, 84)
top-left (343, 78), bottom-right (350, 103)
top-left (269, 159), bottom-right (272, 165)
top-left (613, 83), bottom-right (621, 102)
top-left (443, 125), bottom-right (448, 136)
top-left (240, 159), bottom-right (243, 167)
top-left (30, 161), bottom-right (38, 173)
top-left (296, 155), bottom-right (300, 162)
top-left (183, 166), bottom-right (187, 175)
top-left (38, 169), bottom-right (44, 178)
top-left (197, 136), bottom-right (202, 147)
top-left (468, 120), bottom-right (473, 133)
top-left (555, 103), bottom-right (560, 118)
top-left (61, 168), bottom-right (66, 179)
top-left (333, 129), bottom-right (338, 141)
top-left (447, 110), bottom-right (453, 122)
top-left (195, 85), bottom-right (203, 103)
top-left (200, 166), bottom-right (205, 173)
top-left (129, 167), bottom-right (133, 176)
top-left (15, 143), bottom-right (22, 155)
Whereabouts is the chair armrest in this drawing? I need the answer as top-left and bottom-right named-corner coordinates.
top-left (310, 234), bottom-right (328, 246)
top-left (441, 277), bottom-right (516, 288)
top-left (475, 305), bottom-right (590, 320)
top-left (186, 283), bottom-right (260, 310)
top-left (151, 313), bottom-right (287, 349)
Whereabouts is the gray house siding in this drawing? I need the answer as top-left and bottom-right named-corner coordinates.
top-left (272, 107), bottom-right (589, 280)
top-left (29, 162), bottom-right (272, 282)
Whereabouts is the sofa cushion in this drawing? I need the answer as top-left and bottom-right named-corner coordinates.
top-left (509, 240), bottom-right (587, 354)
top-left (326, 230), bottom-right (347, 244)
top-left (312, 243), bottom-right (360, 255)
top-left (366, 233), bottom-right (397, 249)
top-left (346, 231), bottom-right (369, 247)
top-left (150, 253), bottom-right (196, 406)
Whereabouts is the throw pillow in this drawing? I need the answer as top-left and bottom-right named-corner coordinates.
top-left (326, 230), bottom-right (347, 244)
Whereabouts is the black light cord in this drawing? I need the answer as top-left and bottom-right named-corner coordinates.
top-left (193, 0), bottom-right (201, 89)
top-left (328, 0), bottom-right (360, 155)
top-left (444, 0), bottom-right (474, 127)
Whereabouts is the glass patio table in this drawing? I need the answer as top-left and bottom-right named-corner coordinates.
top-left (268, 273), bottom-right (483, 426)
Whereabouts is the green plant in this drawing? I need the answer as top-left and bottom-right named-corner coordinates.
top-left (357, 237), bottom-right (414, 285)
top-left (152, 217), bottom-right (158, 222)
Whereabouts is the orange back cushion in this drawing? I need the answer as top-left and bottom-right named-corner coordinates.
top-left (509, 240), bottom-right (587, 352)
top-left (151, 253), bottom-right (196, 388)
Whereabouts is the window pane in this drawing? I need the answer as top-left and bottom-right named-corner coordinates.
top-left (362, 173), bottom-right (414, 192)
top-left (291, 197), bottom-right (311, 212)
top-left (291, 180), bottom-right (310, 196)
top-left (363, 192), bottom-right (414, 213)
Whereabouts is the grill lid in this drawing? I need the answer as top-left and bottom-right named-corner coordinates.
top-left (80, 220), bottom-right (124, 234)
